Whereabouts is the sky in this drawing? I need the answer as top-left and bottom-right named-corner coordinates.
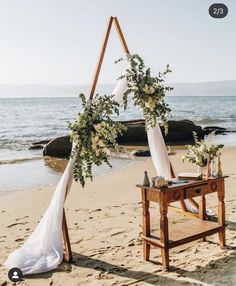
top-left (0, 0), bottom-right (235, 85)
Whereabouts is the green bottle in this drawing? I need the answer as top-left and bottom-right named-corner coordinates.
top-left (218, 155), bottom-right (223, 177)
top-left (143, 171), bottom-right (150, 187)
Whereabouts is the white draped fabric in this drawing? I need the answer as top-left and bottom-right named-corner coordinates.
top-left (4, 157), bottom-right (75, 274)
top-left (147, 125), bottom-right (172, 180)
top-left (4, 64), bottom-right (196, 275)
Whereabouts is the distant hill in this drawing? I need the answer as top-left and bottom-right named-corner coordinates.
top-left (169, 80), bottom-right (236, 97)
top-left (0, 80), bottom-right (235, 98)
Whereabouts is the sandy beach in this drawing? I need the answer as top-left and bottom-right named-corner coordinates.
top-left (0, 147), bottom-right (236, 286)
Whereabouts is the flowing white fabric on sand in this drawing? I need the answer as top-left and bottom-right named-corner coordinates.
top-left (4, 156), bottom-right (75, 274)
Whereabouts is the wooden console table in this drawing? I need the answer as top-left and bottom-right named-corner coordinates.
top-left (136, 177), bottom-right (227, 269)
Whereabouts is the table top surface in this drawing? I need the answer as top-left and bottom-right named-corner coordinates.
top-left (136, 176), bottom-right (228, 192)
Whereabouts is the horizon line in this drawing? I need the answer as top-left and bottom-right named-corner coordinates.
top-left (0, 79), bottom-right (236, 86)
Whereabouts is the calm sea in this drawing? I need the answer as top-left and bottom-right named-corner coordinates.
top-left (1, 95), bottom-right (236, 160)
top-left (0, 92), bottom-right (235, 191)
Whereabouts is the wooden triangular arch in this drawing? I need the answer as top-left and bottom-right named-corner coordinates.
top-left (89, 16), bottom-right (130, 99)
top-left (61, 16), bottom-right (199, 262)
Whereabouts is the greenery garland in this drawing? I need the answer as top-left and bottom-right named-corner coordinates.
top-left (69, 93), bottom-right (126, 187)
top-left (122, 54), bottom-right (172, 133)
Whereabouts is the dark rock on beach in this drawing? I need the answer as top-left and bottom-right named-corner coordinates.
top-left (43, 119), bottom-right (204, 158)
top-left (43, 135), bottom-right (72, 157)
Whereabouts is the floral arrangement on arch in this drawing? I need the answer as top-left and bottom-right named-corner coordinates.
top-left (69, 54), bottom-right (173, 186)
top-left (182, 131), bottom-right (224, 167)
top-left (69, 94), bottom-right (126, 187)
top-left (122, 54), bottom-right (172, 133)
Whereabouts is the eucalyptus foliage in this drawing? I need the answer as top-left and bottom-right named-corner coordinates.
top-left (122, 54), bottom-right (172, 133)
top-left (69, 93), bottom-right (126, 187)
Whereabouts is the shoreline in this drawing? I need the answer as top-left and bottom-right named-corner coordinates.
top-left (1, 145), bottom-right (235, 194)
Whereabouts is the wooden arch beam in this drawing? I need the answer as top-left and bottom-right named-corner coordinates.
top-left (89, 16), bottom-right (130, 100)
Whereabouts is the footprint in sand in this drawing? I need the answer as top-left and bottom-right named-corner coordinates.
top-left (71, 238), bottom-right (83, 244)
top-left (16, 216), bottom-right (29, 221)
top-left (15, 238), bottom-right (24, 242)
top-left (110, 230), bottom-right (126, 237)
top-left (7, 222), bottom-right (28, 228)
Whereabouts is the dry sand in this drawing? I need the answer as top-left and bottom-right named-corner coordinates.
top-left (0, 147), bottom-right (236, 286)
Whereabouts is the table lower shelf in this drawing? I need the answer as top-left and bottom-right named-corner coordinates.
top-left (143, 219), bottom-right (224, 249)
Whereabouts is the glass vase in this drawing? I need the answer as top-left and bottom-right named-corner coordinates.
top-left (211, 158), bottom-right (217, 178)
top-left (205, 159), bottom-right (211, 179)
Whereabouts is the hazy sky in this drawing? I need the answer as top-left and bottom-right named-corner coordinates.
top-left (0, 0), bottom-right (235, 85)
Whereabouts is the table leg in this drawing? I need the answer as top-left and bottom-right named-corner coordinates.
top-left (142, 188), bottom-right (150, 261)
top-left (160, 193), bottom-right (169, 269)
top-left (199, 194), bottom-right (207, 241)
top-left (218, 181), bottom-right (226, 248)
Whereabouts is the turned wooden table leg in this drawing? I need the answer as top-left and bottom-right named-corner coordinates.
top-left (218, 181), bottom-right (226, 248)
top-left (199, 194), bottom-right (207, 241)
top-left (160, 193), bottom-right (169, 269)
top-left (141, 188), bottom-right (150, 261)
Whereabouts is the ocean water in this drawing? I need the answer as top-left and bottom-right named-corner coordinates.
top-left (0, 93), bottom-right (235, 191)
top-left (0, 95), bottom-right (235, 157)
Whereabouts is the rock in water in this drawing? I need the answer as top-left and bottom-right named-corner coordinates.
top-left (117, 119), bottom-right (204, 145)
top-left (29, 144), bottom-right (44, 150)
top-left (117, 120), bottom-right (147, 144)
top-left (43, 120), bottom-right (204, 157)
top-left (163, 120), bottom-right (204, 143)
top-left (43, 135), bottom-right (72, 157)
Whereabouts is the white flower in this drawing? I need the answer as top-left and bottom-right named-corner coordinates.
top-left (157, 95), bottom-right (164, 102)
top-left (94, 123), bottom-right (102, 132)
top-left (143, 84), bottom-right (155, 94)
top-left (93, 135), bottom-right (99, 143)
top-left (145, 97), bottom-right (156, 111)
top-left (98, 139), bottom-right (105, 147)
top-left (103, 147), bottom-right (110, 155)
top-left (92, 143), bottom-right (97, 151)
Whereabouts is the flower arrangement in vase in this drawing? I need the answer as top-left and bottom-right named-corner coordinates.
top-left (182, 132), bottom-right (224, 178)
